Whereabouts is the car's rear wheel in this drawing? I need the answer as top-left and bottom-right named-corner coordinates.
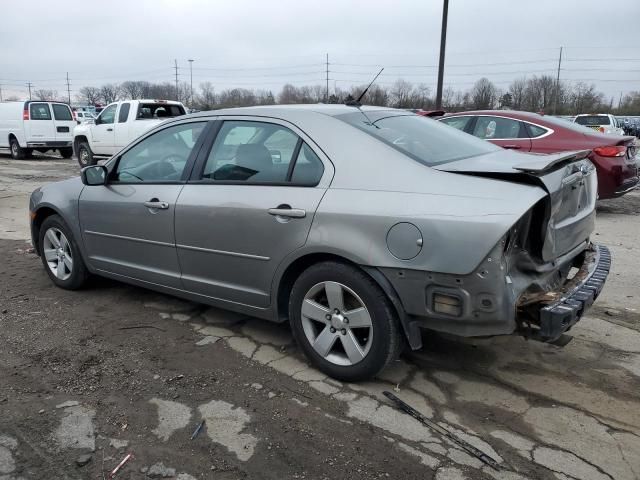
top-left (39, 215), bottom-right (89, 290)
top-left (60, 147), bottom-right (73, 159)
top-left (289, 261), bottom-right (402, 382)
top-left (10, 138), bottom-right (25, 159)
top-left (77, 142), bottom-right (95, 167)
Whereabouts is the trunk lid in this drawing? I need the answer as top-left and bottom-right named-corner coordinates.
top-left (435, 149), bottom-right (597, 262)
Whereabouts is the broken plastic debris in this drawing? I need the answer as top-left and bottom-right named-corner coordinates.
top-left (190, 420), bottom-right (205, 440)
top-left (108, 452), bottom-right (133, 479)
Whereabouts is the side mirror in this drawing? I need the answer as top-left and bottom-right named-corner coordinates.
top-left (81, 165), bottom-right (108, 186)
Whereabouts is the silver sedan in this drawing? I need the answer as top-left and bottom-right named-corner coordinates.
top-left (29, 105), bottom-right (610, 381)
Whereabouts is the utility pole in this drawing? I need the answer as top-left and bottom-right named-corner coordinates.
top-left (553, 46), bottom-right (563, 115)
top-left (325, 53), bottom-right (329, 103)
top-left (435, 0), bottom-right (449, 110)
top-left (188, 59), bottom-right (194, 108)
top-left (174, 59), bottom-right (179, 101)
top-left (26, 82), bottom-right (33, 100)
top-left (65, 72), bottom-right (72, 105)
top-left (0, 84), bottom-right (3, 102)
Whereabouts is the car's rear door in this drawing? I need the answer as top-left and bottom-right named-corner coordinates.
top-left (175, 118), bottom-right (333, 308)
top-left (472, 115), bottom-right (532, 151)
top-left (91, 103), bottom-right (117, 155)
top-left (25, 102), bottom-right (55, 143)
top-left (78, 120), bottom-right (209, 287)
top-left (50, 103), bottom-right (75, 145)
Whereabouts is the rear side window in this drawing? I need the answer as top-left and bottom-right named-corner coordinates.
top-left (30, 103), bottom-right (51, 120)
top-left (291, 143), bottom-right (324, 186)
top-left (439, 116), bottom-right (472, 131)
top-left (52, 104), bottom-right (73, 121)
top-left (136, 103), bottom-right (185, 119)
top-left (118, 103), bottom-right (130, 123)
top-left (526, 124), bottom-right (548, 138)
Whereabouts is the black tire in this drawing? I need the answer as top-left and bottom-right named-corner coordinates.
top-left (76, 141), bottom-right (95, 167)
top-left (59, 147), bottom-right (73, 159)
top-left (289, 261), bottom-right (403, 382)
top-left (9, 137), bottom-right (25, 159)
top-left (38, 214), bottom-right (89, 290)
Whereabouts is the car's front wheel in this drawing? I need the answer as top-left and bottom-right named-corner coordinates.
top-left (39, 215), bottom-right (89, 290)
top-left (76, 142), bottom-right (95, 167)
top-left (289, 261), bottom-right (403, 382)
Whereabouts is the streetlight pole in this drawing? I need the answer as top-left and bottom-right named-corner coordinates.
top-left (435, 0), bottom-right (449, 110)
top-left (188, 59), bottom-right (194, 108)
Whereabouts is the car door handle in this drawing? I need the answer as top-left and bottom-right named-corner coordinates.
top-left (503, 144), bottom-right (522, 149)
top-left (143, 200), bottom-right (169, 210)
top-left (107, 128), bottom-right (113, 131)
top-left (268, 206), bottom-right (306, 218)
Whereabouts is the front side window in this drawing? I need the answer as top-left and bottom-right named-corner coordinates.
top-left (118, 103), bottom-right (130, 123)
top-left (439, 116), bottom-right (471, 131)
top-left (203, 121), bottom-right (300, 183)
top-left (337, 112), bottom-right (500, 166)
top-left (97, 104), bottom-right (117, 125)
top-left (473, 116), bottom-right (523, 139)
top-left (30, 103), bottom-right (51, 120)
top-left (114, 122), bottom-right (206, 183)
top-left (52, 104), bottom-right (73, 121)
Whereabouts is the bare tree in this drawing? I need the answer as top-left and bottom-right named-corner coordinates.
top-left (390, 79), bottom-right (414, 108)
top-left (198, 82), bottom-right (216, 109)
top-left (100, 84), bottom-right (120, 104)
top-left (33, 89), bottom-right (58, 101)
top-left (508, 78), bottom-right (527, 110)
top-left (78, 86), bottom-right (101, 105)
top-left (120, 81), bottom-right (144, 100)
top-left (470, 78), bottom-right (498, 109)
top-left (278, 84), bottom-right (301, 104)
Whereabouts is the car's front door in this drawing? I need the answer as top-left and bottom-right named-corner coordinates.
top-left (175, 119), bottom-right (332, 308)
top-left (91, 103), bottom-right (117, 155)
top-left (472, 115), bottom-right (532, 152)
top-left (78, 120), bottom-right (209, 287)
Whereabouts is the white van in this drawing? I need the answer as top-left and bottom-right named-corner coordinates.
top-left (0, 101), bottom-right (76, 159)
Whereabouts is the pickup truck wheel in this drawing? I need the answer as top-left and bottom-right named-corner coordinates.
top-left (77, 142), bottom-right (95, 167)
top-left (39, 214), bottom-right (89, 290)
top-left (10, 138), bottom-right (25, 160)
top-left (59, 147), bottom-right (73, 159)
top-left (289, 261), bottom-right (403, 382)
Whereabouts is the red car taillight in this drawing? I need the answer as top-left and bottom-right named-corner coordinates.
top-left (599, 127), bottom-right (605, 133)
top-left (72, 109), bottom-right (77, 121)
top-left (593, 146), bottom-right (626, 157)
top-left (22, 108), bottom-right (29, 120)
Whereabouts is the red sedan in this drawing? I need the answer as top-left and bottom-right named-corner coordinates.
top-left (435, 110), bottom-right (638, 199)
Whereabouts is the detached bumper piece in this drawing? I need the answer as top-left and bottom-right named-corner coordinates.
top-left (536, 244), bottom-right (611, 342)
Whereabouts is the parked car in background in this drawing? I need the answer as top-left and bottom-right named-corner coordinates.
top-left (0, 101), bottom-right (75, 159)
top-left (438, 110), bottom-right (638, 199)
top-left (73, 99), bottom-right (186, 166)
top-left (574, 114), bottom-right (624, 135)
top-left (74, 111), bottom-right (95, 124)
top-left (30, 105), bottom-right (610, 381)
top-left (627, 118), bottom-right (640, 138)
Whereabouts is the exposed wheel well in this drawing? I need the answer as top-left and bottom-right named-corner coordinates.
top-left (8, 133), bottom-right (17, 144)
top-left (31, 207), bottom-right (59, 254)
top-left (74, 136), bottom-right (88, 150)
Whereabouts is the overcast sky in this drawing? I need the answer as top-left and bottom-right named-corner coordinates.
top-left (1, 0), bottom-right (639, 102)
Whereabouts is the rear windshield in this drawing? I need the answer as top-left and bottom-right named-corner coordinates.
top-left (575, 115), bottom-right (610, 126)
top-left (29, 103), bottom-right (51, 120)
top-left (52, 104), bottom-right (73, 121)
top-left (336, 111), bottom-right (500, 166)
top-left (543, 115), bottom-right (609, 135)
top-left (136, 103), bottom-right (185, 120)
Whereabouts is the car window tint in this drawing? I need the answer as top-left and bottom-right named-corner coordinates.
top-left (527, 124), bottom-right (547, 138)
top-left (98, 104), bottom-right (117, 124)
top-left (202, 121), bottom-right (299, 183)
top-left (473, 116), bottom-right (521, 139)
top-left (118, 103), bottom-right (130, 123)
top-left (439, 116), bottom-right (471, 131)
top-left (30, 103), bottom-right (51, 120)
top-left (575, 115), bottom-right (610, 126)
top-left (114, 122), bottom-right (206, 183)
top-left (291, 143), bottom-right (324, 186)
top-left (52, 104), bottom-right (72, 121)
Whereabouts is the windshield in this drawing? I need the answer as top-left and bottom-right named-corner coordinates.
top-left (575, 115), bottom-right (610, 126)
top-left (336, 111), bottom-right (500, 166)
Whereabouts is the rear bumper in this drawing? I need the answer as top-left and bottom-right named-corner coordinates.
top-left (26, 141), bottom-right (72, 148)
top-left (531, 244), bottom-right (611, 342)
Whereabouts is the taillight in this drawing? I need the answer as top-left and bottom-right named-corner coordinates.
top-left (22, 108), bottom-right (29, 120)
top-left (593, 146), bottom-right (626, 157)
top-left (72, 110), bottom-right (77, 121)
top-left (599, 127), bottom-right (605, 133)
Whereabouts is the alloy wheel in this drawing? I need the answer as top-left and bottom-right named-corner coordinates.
top-left (42, 227), bottom-right (73, 281)
top-left (301, 281), bottom-right (374, 366)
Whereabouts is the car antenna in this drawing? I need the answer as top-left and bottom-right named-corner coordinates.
top-left (346, 67), bottom-right (384, 107)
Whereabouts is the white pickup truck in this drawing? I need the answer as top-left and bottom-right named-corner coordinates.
top-left (73, 99), bottom-right (187, 166)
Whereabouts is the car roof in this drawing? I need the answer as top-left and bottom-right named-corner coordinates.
top-left (184, 103), bottom-right (401, 120)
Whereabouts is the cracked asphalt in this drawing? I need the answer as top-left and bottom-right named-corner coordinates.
top-left (0, 155), bottom-right (639, 480)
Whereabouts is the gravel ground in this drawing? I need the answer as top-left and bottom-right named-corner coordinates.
top-left (0, 154), bottom-right (638, 480)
